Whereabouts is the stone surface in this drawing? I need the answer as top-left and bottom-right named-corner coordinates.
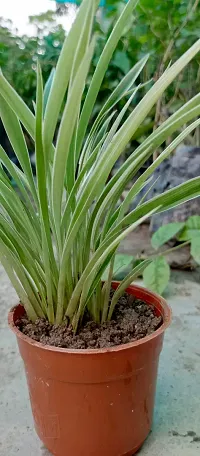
top-left (150, 145), bottom-right (200, 232)
top-left (1, 264), bottom-right (200, 455)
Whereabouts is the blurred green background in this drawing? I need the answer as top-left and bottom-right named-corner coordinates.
top-left (0, 0), bottom-right (200, 160)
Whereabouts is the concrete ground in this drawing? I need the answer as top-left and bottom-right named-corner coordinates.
top-left (0, 264), bottom-right (200, 456)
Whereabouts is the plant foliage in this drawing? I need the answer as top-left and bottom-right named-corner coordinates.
top-left (143, 256), bottom-right (170, 295)
top-left (143, 216), bottom-right (200, 294)
top-left (0, 0), bottom-right (200, 329)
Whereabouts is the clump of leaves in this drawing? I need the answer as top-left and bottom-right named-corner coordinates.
top-left (0, 0), bottom-right (200, 330)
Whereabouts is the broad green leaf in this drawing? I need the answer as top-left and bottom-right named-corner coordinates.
top-left (187, 216), bottom-right (200, 229)
top-left (101, 253), bottom-right (133, 280)
top-left (113, 50), bottom-right (131, 73)
top-left (178, 215), bottom-right (200, 241)
top-left (151, 222), bottom-right (185, 249)
top-left (143, 256), bottom-right (170, 295)
top-left (191, 236), bottom-right (200, 265)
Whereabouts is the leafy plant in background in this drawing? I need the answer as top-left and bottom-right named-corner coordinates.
top-left (145, 216), bottom-right (200, 293)
top-left (0, 12), bottom-right (65, 108)
top-left (114, 216), bottom-right (200, 295)
top-left (0, 12), bottom-right (65, 164)
top-left (0, 0), bottom-right (200, 330)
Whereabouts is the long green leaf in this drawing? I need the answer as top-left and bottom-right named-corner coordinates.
top-left (64, 42), bottom-right (200, 256)
top-left (95, 110), bottom-right (200, 243)
top-left (108, 259), bottom-right (151, 319)
top-left (61, 135), bottom-right (107, 237)
top-left (0, 94), bottom-right (37, 203)
top-left (0, 145), bottom-right (38, 225)
top-left (36, 63), bottom-right (57, 322)
top-left (51, 38), bottom-right (95, 249)
top-left (116, 118), bottom-right (200, 223)
top-left (0, 179), bottom-right (41, 253)
top-left (0, 237), bottom-right (44, 319)
top-left (64, 208), bottom-right (157, 324)
top-left (0, 249), bottom-right (38, 321)
top-left (110, 177), bottom-right (200, 238)
top-left (43, 0), bottom-right (96, 161)
top-left (0, 217), bottom-right (47, 311)
top-left (78, 56), bottom-right (149, 167)
top-left (77, 0), bottom-right (139, 153)
top-left (0, 71), bottom-right (35, 138)
top-left (43, 68), bottom-right (55, 114)
top-left (95, 102), bottom-right (200, 216)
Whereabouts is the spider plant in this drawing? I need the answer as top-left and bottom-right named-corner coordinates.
top-left (0, 0), bottom-right (200, 331)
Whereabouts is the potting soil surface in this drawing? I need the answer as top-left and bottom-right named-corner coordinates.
top-left (16, 291), bottom-right (162, 349)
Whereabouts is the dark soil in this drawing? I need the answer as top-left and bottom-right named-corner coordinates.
top-left (16, 290), bottom-right (162, 349)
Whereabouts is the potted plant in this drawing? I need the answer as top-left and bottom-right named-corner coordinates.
top-left (1, 0), bottom-right (200, 454)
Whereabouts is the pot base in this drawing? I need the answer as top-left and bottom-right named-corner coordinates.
top-left (44, 446), bottom-right (143, 456)
top-left (43, 440), bottom-right (144, 456)
top-left (122, 441), bottom-right (144, 455)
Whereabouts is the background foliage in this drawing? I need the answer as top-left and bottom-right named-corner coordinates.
top-left (114, 216), bottom-right (200, 295)
top-left (0, 0), bottom-right (200, 155)
top-left (1, 1), bottom-right (199, 110)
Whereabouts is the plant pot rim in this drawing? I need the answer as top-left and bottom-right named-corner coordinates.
top-left (8, 283), bottom-right (172, 355)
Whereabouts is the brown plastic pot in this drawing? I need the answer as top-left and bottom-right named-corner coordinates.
top-left (8, 283), bottom-right (171, 456)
